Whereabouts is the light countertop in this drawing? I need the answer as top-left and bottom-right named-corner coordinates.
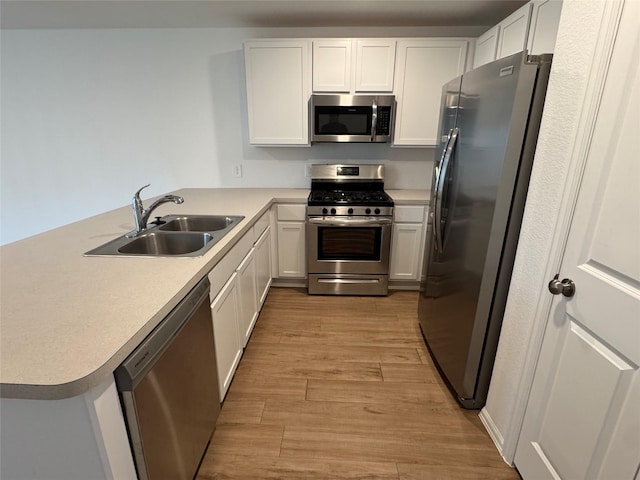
top-left (387, 189), bottom-right (430, 205)
top-left (0, 188), bottom-right (429, 400)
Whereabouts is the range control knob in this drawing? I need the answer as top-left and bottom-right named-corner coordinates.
top-left (330, 208), bottom-right (337, 215)
top-left (365, 208), bottom-right (371, 214)
top-left (322, 208), bottom-right (328, 215)
top-left (374, 208), bottom-right (381, 215)
top-left (348, 208), bottom-right (354, 215)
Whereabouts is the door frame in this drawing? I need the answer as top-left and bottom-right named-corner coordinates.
top-left (481, 0), bottom-right (628, 464)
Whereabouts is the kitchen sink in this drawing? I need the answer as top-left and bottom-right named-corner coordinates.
top-left (159, 215), bottom-right (242, 232)
top-left (84, 214), bottom-right (245, 257)
top-left (117, 232), bottom-right (214, 255)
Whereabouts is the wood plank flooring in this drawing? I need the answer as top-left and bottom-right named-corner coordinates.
top-left (196, 287), bottom-right (520, 480)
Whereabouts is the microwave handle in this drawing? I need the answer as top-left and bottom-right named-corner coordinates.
top-left (370, 98), bottom-right (378, 142)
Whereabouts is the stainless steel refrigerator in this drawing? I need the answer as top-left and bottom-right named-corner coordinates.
top-left (418, 51), bottom-right (552, 409)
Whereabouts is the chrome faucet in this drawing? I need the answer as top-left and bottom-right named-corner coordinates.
top-left (131, 184), bottom-right (184, 235)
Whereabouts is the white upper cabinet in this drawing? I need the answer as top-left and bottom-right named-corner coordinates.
top-left (474, 0), bottom-right (562, 68)
top-left (393, 39), bottom-right (468, 147)
top-left (527, 0), bottom-right (563, 55)
top-left (473, 25), bottom-right (500, 69)
top-left (244, 40), bottom-right (311, 145)
top-left (313, 40), bottom-right (352, 92)
top-left (496, 3), bottom-right (532, 59)
top-left (354, 40), bottom-right (396, 92)
top-left (312, 39), bottom-right (396, 93)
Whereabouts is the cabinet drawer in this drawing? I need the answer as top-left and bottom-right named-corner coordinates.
top-left (253, 210), bottom-right (270, 242)
top-left (277, 204), bottom-right (306, 221)
top-left (394, 205), bottom-right (425, 223)
top-left (208, 230), bottom-right (253, 300)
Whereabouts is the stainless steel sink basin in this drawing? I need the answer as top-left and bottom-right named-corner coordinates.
top-left (84, 214), bottom-right (245, 257)
top-left (159, 215), bottom-right (242, 232)
top-left (117, 232), bottom-right (214, 255)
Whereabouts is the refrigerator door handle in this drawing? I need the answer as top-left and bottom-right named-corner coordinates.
top-left (434, 127), bottom-right (459, 253)
top-left (433, 129), bottom-right (452, 219)
top-left (433, 129), bottom-right (452, 252)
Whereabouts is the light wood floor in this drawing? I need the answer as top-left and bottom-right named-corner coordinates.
top-left (196, 287), bottom-right (521, 480)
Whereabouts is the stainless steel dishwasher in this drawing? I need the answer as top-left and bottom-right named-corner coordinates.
top-left (115, 277), bottom-right (220, 480)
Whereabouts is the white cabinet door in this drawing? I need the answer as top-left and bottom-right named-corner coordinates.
top-left (390, 223), bottom-right (424, 281)
top-left (496, 3), bottom-right (532, 59)
top-left (393, 39), bottom-right (468, 146)
top-left (255, 225), bottom-right (272, 307)
top-left (236, 248), bottom-right (258, 348)
top-left (277, 221), bottom-right (306, 278)
top-left (390, 206), bottom-right (426, 281)
top-left (527, 0), bottom-right (563, 55)
top-left (354, 39), bottom-right (396, 92)
top-left (244, 40), bottom-right (311, 145)
top-left (515, 3), bottom-right (640, 477)
top-left (210, 273), bottom-right (242, 401)
top-left (474, 25), bottom-right (500, 68)
top-left (313, 39), bottom-right (352, 92)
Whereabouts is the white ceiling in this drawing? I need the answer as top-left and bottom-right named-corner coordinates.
top-left (1, 0), bottom-right (528, 29)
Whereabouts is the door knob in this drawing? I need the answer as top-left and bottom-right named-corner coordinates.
top-left (548, 274), bottom-right (575, 298)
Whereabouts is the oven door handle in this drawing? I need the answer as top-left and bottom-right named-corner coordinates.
top-left (318, 278), bottom-right (381, 284)
top-left (307, 216), bottom-right (392, 227)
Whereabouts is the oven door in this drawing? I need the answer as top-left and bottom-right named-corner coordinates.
top-left (307, 216), bottom-right (392, 275)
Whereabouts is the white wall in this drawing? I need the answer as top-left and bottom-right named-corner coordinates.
top-left (482, 0), bottom-right (608, 462)
top-left (0, 25), bottom-right (478, 244)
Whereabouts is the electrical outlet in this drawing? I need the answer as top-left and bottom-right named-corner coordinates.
top-left (305, 164), bottom-right (312, 177)
top-left (232, 164), bottom-right (242, 178)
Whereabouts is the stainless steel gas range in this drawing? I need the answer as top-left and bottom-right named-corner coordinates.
top-left (306, 164), bottom-right (394, 296)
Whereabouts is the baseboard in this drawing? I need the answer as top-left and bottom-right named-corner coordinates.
top-left (479, 407), bottom-right (513, 467)
top-left (388, 281), bottom-right (420, 290)
top-left (271, 278), bottom-right (306, 288)
top-left (271, 279), bottom-right (420, 291)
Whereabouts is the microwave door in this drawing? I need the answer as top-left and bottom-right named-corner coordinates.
top-left (314, 105), bottom-right (372, 142)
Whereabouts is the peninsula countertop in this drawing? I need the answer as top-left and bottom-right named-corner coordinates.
top-left (0, 188), bottom-right (429, 400)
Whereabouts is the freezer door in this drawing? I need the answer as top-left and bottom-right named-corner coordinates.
top-left (431, 77), bottom-right (462, 193)
top-left (419, 52), bottom-right (542, 407)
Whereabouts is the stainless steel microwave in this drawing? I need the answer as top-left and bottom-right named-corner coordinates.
top-left (311, 94), bottom-right (395, 143)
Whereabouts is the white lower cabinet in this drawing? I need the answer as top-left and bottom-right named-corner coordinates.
top-left (390, 206), bottom-right (428, 281)
top-left (210, 272), bottom-right (242, 401)
top-left (236, 248), bottom-right (258, 348)
top-left (255, 226), bottom-right (272, 307)
top-left (209, 213), bottom-right (274, 401)
top-left (276, 204), bottom-right (307, 278)
top-left (277, 222), bottom-right (306, 277)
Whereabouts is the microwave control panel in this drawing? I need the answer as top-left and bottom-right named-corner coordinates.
top-left (377, 107), bottom-right (392, 135)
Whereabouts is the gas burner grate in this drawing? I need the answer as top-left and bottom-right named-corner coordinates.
top-left (308, 189), bottom-right (394, 206)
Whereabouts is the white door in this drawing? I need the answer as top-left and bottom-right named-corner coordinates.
top-left (515, 3), bottom-right (640, 479)
top-left (236, 248), bottom-right (258, 347)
